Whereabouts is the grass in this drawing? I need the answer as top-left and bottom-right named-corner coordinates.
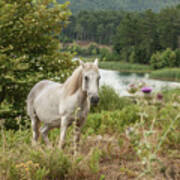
top-left (99, 61), bottom-right (152, 73)
top-left (150, 68), bottom-right (180, 82)
top-left (0, 86), bottom-right (180, 180)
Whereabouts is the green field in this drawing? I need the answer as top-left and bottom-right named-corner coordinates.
top-left (99, 61), bottom-right (152, 73)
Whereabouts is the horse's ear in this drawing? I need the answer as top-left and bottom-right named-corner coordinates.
top-left (94, 58), bottom-right (98, 67)
top-left (79, 59), bottom-right (85, 68)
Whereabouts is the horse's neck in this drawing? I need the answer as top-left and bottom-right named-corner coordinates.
top-left (63, 66), bottom-right (83, 97)
top-left (76, 88), bottom-right (89, 112)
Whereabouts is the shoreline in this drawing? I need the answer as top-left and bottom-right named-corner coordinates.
top-left (99, 61), bottom-right (180, 83)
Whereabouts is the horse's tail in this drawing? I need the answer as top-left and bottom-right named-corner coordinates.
top-left (27, 88), bottom-right (36, 118)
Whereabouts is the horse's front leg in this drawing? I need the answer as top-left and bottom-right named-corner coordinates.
top-left (59, 116), bottom-right (68, 149)
top-left (73, 118), bottom-right (86, 155)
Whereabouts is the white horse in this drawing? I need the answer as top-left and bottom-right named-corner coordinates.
top-left (27, 59), bottom-right (100, 149)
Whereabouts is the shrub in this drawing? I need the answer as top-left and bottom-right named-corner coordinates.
top-left (87, 44), bottom-right (100, 55)
top-left (150, 48), bottom-right (176, 69)
top-left (85, 105), bottom-right (140, 135)
top-left (91, 85), bottom-right (131, 113)
top-left (99, 48), bottom-right (111, 61)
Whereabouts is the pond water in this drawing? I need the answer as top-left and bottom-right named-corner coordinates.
top-left (100, 69), bottom-right (180, 96)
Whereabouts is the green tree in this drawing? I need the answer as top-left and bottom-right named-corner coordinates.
top-left (150, 48), bottom-right (176, 69)
top-left (158, 6), bottom-right (180, 50)
top-left (0, 0), bottom-right (76, 129)
top-left (113, 13), bottom-right (141, 62)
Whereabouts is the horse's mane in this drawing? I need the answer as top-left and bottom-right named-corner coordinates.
top-left (63, 63), bottom-right (98, 96)
top-left (63, 66), bottom-right (83, 96)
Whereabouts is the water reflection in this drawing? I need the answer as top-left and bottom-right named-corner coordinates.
top-left (100, 69), bottom-right (180, 96)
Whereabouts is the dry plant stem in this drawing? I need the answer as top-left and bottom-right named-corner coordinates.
top-left (155, 113), bottom-right (180, 154)
top-left (73, 107), bottom-right (81, 157)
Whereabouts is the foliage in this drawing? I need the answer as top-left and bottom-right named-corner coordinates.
top-left (175, 48), bottom-right (180, 66)
top-left (91, 85), bottom-right (131, 113)
top-left (126, 89), bottom-right (180, 178)
top-left (150, 48), bottom-right (176, 69)
top-left (85, 106), bottom-right (140, 135)
top-left (62, 42), bottom-right (100, 56)
top-left (61, 11), bottom-right (124, 44)
top-left (0, 0), bottom-right (76, 129)
top-left (61, 5), bottom-right (180, 66)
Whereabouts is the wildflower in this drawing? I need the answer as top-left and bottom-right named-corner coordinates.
top-left (157, 93), bottom-right (163, 100)
top-left (128, 84), bottom-right (138, 94)
top-left (25, 167), bottom-right (29, 172)
top-left (141, 87), bottom-right (152, 94)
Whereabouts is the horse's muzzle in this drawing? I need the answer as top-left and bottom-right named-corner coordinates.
top-left (90, 96), bottom-right (99, 106)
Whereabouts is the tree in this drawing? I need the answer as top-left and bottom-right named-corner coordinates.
top-left (0, 0), bottom-right (76, 129)
top-left (158, 6), bottom-right (180, 50)
top-left (113, 13), bottom-right (142, 62)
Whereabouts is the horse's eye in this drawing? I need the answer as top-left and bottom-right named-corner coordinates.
top-left (85, 76), bottom-right (89, 81)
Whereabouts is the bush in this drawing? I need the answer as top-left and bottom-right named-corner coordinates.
top-left (99, 48), bottom-right (111, 61)
top-left (150, 48), bottom-right (176, 69)
top-left (87, 44), bottom-right (100, 55)
top-left (91, 85), bottom-right (131, 113)
top-left (85, 105), bottom-right (140, 135)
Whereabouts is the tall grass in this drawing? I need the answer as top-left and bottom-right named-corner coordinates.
top-left (99, 61), bottom-right (152, 73)
top-left (150, 68), bottom-right (180, 81)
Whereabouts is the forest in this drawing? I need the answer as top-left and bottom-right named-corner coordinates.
top-left (61, 5), bottom-right (180, 67)
top-left (59, 0), bottom-right (180, 13)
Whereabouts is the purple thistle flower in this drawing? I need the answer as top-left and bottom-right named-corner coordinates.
top-left (141, 87), bottom-right (152, 94)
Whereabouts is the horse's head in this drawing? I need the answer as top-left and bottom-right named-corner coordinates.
top-left (80, 59), bottom-right (100, 106)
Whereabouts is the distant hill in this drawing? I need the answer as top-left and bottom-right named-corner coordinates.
top-left (58, 0), bottom-right (180, 13)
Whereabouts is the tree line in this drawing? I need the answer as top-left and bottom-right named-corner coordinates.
top-left (61, 5), bottom-right (180, 65)
top-left (59, 0), bottom-right (180, 13)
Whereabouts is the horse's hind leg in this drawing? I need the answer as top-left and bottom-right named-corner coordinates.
top-left (31, 116), bottom-right (40, 145)
top-left (40, 125), bottom-right (52, 147)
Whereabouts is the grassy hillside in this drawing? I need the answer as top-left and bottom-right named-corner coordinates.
top-left (59, 0), bottom-right (180, 13)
